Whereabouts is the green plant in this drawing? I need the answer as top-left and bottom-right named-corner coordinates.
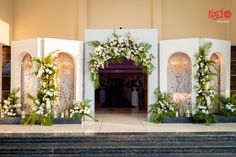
top-left (213, 95), bottom-right (236, 116)
top-left (22, 54), bottom-right (59, 126)
top-left (1, 88), bottom-right (21, 117)
top-left (149, 89), bottom-right (175, 123)
top-left (70, 100), bottom-right (97, 121)
top-left (193, 112), bottom-right (217, 123)
top-left (89, 31), bottom-right (155, 89)
top-left (193, 42), bottom-right (217, 123)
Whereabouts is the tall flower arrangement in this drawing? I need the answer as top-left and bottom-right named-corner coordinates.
top-left (89, 32), bottom-right (155, 89)
top-left (193, 42), bottom-right (216, 123)
top-left (1, 88), bottom-right (21, 117)
top-left (22, 54), bottom-right (59, 125)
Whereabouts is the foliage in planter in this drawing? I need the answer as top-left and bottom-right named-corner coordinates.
top-left (149, 89), bottom-right (176, 123)
top-left (213, 95), bottom-right (236, 116)
top-left (193, 112), bottom-right (216, 123)
top-left (193, 42), bottom-right (217, 123)
top-left (22, 54), bottom-right (59, 126)
top-left (1, 88), bottom-right (21, 117)
top-left (70, 100), bottom-right (96, 121)
top-left (89, 31), bottom-right (155, 89)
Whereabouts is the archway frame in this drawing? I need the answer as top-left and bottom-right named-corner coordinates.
top-left (20, 53), bottom-right (33, 107)
top-left (84, 29), bottom-right (158, 120)
top-left (209, 52), bottom-right (225, 96)
top-left (167, 52), bottom-right (192, 115)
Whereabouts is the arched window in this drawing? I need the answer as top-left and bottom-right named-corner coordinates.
top-left (21, 54), bottom-right (33, 113)
top-left (168, 52), bottom-right (192, 115)
top-left (54, 53), bottom-right (75, 114)
top-left (210, 53), bottom-right (221, 95)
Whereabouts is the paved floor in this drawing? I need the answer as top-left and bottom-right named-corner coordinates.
top-left (0, 108), bottom-right (236, 133)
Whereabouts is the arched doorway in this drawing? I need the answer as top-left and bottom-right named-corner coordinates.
top-left (95, 59), bottom-right (147, 112)
top-left (167, 52), bottom-right (192, 116)
top-left (84, 29), bottom-right (158, 120)
top-left (21, 53), bottom-right (33, 113)
top-left (54, 53), bottom-right (75, 114)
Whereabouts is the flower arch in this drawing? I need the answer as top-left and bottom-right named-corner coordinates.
top-left (88, 32), bottom-right (155, 89)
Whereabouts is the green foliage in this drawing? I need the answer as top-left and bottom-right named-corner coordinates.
top-left (149, 89), bottom-right (176, 123)
top-left (193, 42), bottom-right (216, 123)
top-left (2, 88), bottom-right (21, 117)
top-left (193, 111), bottom-right (217, 123)
top-left (213, 95), bottom-right (236, 116)
top-left (88, 31), bottom-right (155, 89)
top-left (21, 111), bottom-right (54, 126)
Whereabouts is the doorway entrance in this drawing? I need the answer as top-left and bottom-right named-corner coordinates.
top-left (95, 59), bottom-right (147, 112)
top-left (84, 29), bottom-right (158, 120)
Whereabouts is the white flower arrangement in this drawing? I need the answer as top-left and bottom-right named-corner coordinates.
top-left (193, 42), bottom-right (217, 123)
top-left (89, 31), bottom-right (155, 89)
top-left (1, 88), bottom-right (21, 117)
top-left (70, 100), bottom-right (95, 121)
top-left (225, 103), bottom-right (236, 113)
top-left (23, 54), bottom-right (59, 125)
top-left (213, 95), bottom-right (236, 116)
top-left (150, 89), bottom-right (176, 123)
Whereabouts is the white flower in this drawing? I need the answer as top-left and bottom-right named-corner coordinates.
top-left (46, 103), bottom-right (51, 110)
top-left (36, 110), bottom-right (42, 115)
top-left (45, 68), bottom-right (50, 73)
top-left (206, 96), bottom-right (211, 106)
top-left (15, 103), bottom-right (21, 108)
top-left (37, 68), bottom-right (43, 77)
top-left (53, 66), bottom-right (57, 70)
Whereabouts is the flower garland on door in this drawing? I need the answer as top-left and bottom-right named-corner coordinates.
top-left (193, 42), bottom-right (217, 123)
top-left (22, 54), bottom-right (59, 126)
top-left (88, 32), bottom-right (155, 89)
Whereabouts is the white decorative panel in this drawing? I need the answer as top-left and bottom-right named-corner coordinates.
top-left (54, 53), bottom-right (75, 113)
top-left (21, 54), bottom-right (33, 113)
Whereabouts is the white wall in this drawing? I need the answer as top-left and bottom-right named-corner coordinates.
top-left (0, 19), bottom-right (9, 45)
top-left (159, 38), bottom-right (199, 105)
top-left (11, 38), bottom-right (42, 98)
top-left (203, 38), bottom-right (231, 97)
top-left (42, 38), bottom-right (84, 101)
top-left (159, 38), bottom-right (231, 110)
top-left (11, 38), bottom-right (84, 102)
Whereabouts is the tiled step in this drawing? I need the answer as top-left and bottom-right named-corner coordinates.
top-left (0, 133), bottom-right (235, 157)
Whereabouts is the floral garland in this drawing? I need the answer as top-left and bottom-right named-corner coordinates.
top-left (193, 42), bottom-right (216, 123)
top-left (149, 89), bottom-right (175, 123)
top-left (1, 88), bottom-right (21, 117)
top-left (89, 32), bottom-right (155, 89)
top-left (22, 54), bottom-right (59, 125)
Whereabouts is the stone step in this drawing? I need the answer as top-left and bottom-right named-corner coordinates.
top-left (0, 132), bottom-right (235, 156)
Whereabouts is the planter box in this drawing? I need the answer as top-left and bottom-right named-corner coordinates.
top-left (0, 117), bottom-right (21, 125)
top-left (215, 115), bottom-right (236, 123)
top-left (53, 118), bottom-right (81, 124)
top-left (0, 117), bottom-right (81, 125)
top-left (163, 117), bottom-right (193, 123)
